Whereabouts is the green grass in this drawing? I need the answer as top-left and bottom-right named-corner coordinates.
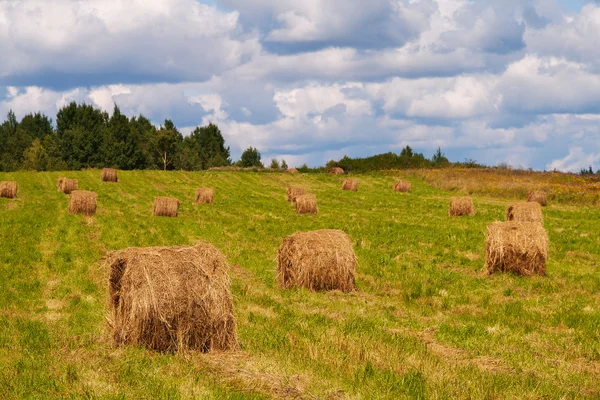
top-left (0, 170), bottom-right (599, 399)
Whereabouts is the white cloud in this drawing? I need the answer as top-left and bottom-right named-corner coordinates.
top-left (547, 146), bottom-right (600, 172)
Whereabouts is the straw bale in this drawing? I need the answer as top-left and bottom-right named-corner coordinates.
top-left (328, 167), bottom-right (344, 175)
top-left (393, 180), bottom-right (411, 193)
top-left (295, 194), bottom-right (317, 214)
top-left (286, 187), bottom-right (305, 202)
top-left (69, 190), bottom-right (97, 216)
top-left (341, 178), bottom-right (359, 191)
top-left (506, 202), bottom-right (543, 224)
top-left (195, 188), bottom-right (214, 205)
top-left (57, 178), bottom-right (78, 194)
top-left (449, 197), bottom-right (475, 216)
top-left (0, 181), bottom-right (18, 199)
top-left (285, 168), bottom-right (299, 174)
top-left (102, 168), bottom-right (118, 182)
top-left (153, 197), bottom-right (180, 217)
top-left (277, 229), bottom-right (356, 292)
top-left (526, 190), bottom-right (547, 206)
top-left (485, 221), bottom-right (548, 276)
top-left (106, 243), bottom-right (238, 352)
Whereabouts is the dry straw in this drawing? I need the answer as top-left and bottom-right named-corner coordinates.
top-left (101, 168), bottom-right (118, 182)
top-left (341, 178), bottom-right (359, 191)
top-left (277, 229), bottom-right (357, 292)
top-left (449, 197), bottom-right (475, 216)
top-left (485, 221), bottom-right (548, 276)
top-left (57, 178), bottom-right (78, 194)
top-left (69, 190), bottom-right (97, 216)
top-left (506, 202), bottom-right (543, 224)
top-left (106, 243), bottom-right (238, 353)
top-left (527, 190), bottom-right (547, 206)
top-left (328, 167), bottom-right (344, 175)
top-left (153, 197), bottom-right (180, 217)
top-left (285, 168), bottom-right (299, 174)
top-left (295, 194), bottom-right (317, 214)
top-left (195, 188), bottom-right (214, 205)
top-left (286, 186), bottom-right (305, 202)
top-left (393, 180), bottom-right (411, 193)
top-left (0, 181), bottom-right (18, 199)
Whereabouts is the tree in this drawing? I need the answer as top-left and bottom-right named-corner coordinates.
top-left (0, 111), bottom-right (32, 171)
top-left (400, 145), bottom-right (413, 158)
top-left (19, 113), bottom-right (53, 141)
top-left (240, 147), bottom-right (263, 167)
top-left (269, 158), bottom-right (280, 169)
top-left (22, 139), bottom-right (48, 171)
top-left (180, 122), bottom-right (231, 170)
top-left (432, 147), bottom-right (449, 166)
top-left (154, 120), bottom-right (182, 170)
top-left (281, 159), bottom-right (288, 170)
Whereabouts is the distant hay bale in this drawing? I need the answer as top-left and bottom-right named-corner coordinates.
top-left (195, 188), bottom-right (214, 205)
top-left (101, 168), bottom-right (118, 182)
top-left (527, 190), bottom-right (547, 206)
top-left (341, 178), bottom-right (358, 191)
top-left (153, 197), bottom-right (180, 217)
top-left (69, 190), bottom-right (97, 216)
top-left (449, 197), bottom-right (475, 217)
top-left (485, 221), bottom-right (548, 276)
top-left (106, 243), bottom-right (238, 353)
top-left (393, 180), bottom-right (411, 193)
top-left (287, 186), bottom-right (305, 202)
top-left (285, 168), bottom-right (299, 174)
top-left (0, 181), bottom-right (18, 199)
top-left (277, 229), bottom-right (356, 292)
top-left (506, 202), bottom-right (543, 224)
top-left (328, 167), bottom-right (344, 175)
top-left (57, 178), bottom-right (78, 194)
top-left (295, 194), bottom-right (317, 215)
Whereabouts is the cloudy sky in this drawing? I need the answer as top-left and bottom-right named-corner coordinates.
top-left (1, 0), bottom-right (599, 171)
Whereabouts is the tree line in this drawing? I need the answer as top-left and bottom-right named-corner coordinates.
top-left (0, 103), bottom-right (267, 172)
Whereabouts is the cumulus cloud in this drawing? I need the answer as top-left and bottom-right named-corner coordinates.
top-left (547, 147), bottom-right (600, 172)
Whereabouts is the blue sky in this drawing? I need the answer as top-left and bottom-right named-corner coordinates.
top-left (1, 0), bottom-right (600, 171)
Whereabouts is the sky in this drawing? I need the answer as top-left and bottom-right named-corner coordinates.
top-left (1, 0), bottom-right (600, 171)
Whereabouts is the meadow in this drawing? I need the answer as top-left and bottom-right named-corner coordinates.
top-left (0, 170), bottom-right (599, 399)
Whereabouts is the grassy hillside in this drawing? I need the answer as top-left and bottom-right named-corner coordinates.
top-left (0, 170), bottom-right (599, 399)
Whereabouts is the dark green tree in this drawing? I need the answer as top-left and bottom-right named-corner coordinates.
top-left (281, 159), bottom-right (288, 170)
top-left (154, 119), bottom-right (182, 170)
top-left (269, 158), bottom-right (280, 169)
top-left (240, 146), bottom-right (263, 167)
top-left (0, 111), bottom-right (32, 171)
top-left (431, 147), bottom-right (449, 166)
top-left (179, 122), bottom-right (231, 170)
top-left (19, 112), bottom-right (53, 141)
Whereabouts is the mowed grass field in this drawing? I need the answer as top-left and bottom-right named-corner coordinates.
top-left (0, 170), bottom-right (599, 399)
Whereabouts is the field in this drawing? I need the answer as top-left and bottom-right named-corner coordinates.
top-left (0, 170), bottom-right (599, 399)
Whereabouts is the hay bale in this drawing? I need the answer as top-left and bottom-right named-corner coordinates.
top-left (328, 167), bottom-right (344, 175)
top-left (277, 229), bottom-right (356, 292)
top-left (341, 178), bottom-right (359, 192)
top-left (106, 243), bottom-right (238, 352)
top-left (506, 202), bottom-right (543, 224)
top-left (69, 190), bottom-right (97, 216)
top-left (153, 197), bottom-right (180, 217)
top-left (449, 197), bottom-right (475, 216)
top-left (393, 180), bottom-right (411, 193)
top-left (485, 221), bottom-right (548, 276)
top-left (295, 194), bottom-right (317, 215)
top-left (57, 178), bottom-right (78, 194)
top-left (526, 190), bottom-right (547, 206)
top-left (285, 168), bottom-right (299, 174)
top-left (286, 186), bottom-right (305, 202)
top-left (0, 181), bottom-right (18, 199)
top-left (195, 188), bottom-right (214, 205)
top-left (101, 168), bottom-right (118, 182)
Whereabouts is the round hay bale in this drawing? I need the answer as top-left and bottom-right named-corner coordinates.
top-left (0, 181), bottom-right (18, 199)
top-left (393, 180), bottom-right (411, 193)
top-left (101, 168), bottom-right (118, 182)
top-left (106, 243), bottom-right (238, 352)
top-left (277, 229), bottom-right (357, 292)
top-left (69, 190), bottom-right (97, 216)
top-left (327, 167), bottom-right (344, 175)
top-left (526, 190), bottom-right (547, 206)
top-left (506, 202), bottom-right (543, 224)
top-left (295, 194), bottom-right (317, 214)
top-left (285, 168), bottom-right (299, 174)
top-left (449, 197), bottom-right (474, 216)
top-left (195, 188), bottom-right (214, 205)
top-left (485, 221), bottom-right (548, 276)
top-left (57, 178), bottom-right (78, 194)
top-left (341, 178), bottom-right (358, 191)
top-left (286, 186), bottom-right (305, 202)
top-left (153, 197), bottom-right (180, 217)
